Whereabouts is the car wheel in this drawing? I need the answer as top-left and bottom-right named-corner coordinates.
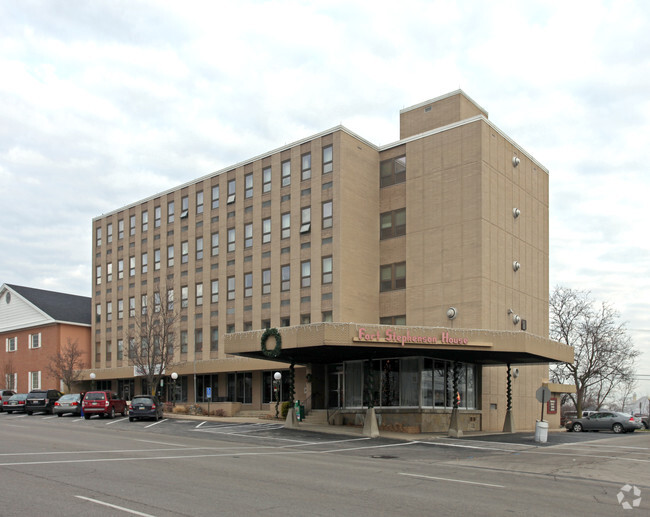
top-left (643, 422), bottom-right (649, 430)
top-left (109, 407), bottom-right (115, 419)
top-left (129, 417), bottom-right (134, 422)
top-left (57, 413), bottom-right (62, 417)
top-left (572, 422), bottom-right (583, 432)
top-left (7, 411), bottom-right (12, 414)
top-left (27, 411), bottom-right (32, 416)
top-left (84, 414), bottom-right (91, 420)
top-left (612, 423), bottom-right (624, 434)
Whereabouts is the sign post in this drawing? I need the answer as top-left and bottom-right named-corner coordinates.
top-left (534, 386), bottom-right (552, 443)
top-left (206, 387), bottom-right (212, 416)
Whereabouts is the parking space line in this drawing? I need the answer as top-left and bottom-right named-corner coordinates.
top-left (104, 417), bottom-right (128, 425)
top-left (75, 495), bottom-right (156, 517)
top-left (144, 419), bottom-right (167, 428)
top-left (399, 472), bottom-right (505, 488)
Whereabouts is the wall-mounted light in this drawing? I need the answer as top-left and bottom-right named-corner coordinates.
top-left (513, 208), bottom-right (520, 218)
top-left (512, 314), bottom-right (520, 325)
top-left (446, 307), bottom-right (457, 320)
top-left (512, 156), bottom-right (520, 167)
top-left (513, 367), bottom-right (520, 378)
top-left (513, 261), bottom-right (520, 272)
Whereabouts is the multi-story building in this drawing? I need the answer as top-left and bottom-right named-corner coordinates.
top-left (0, 284), bottom-right (91, 393)
top-left (91, 90), bottom-right (572, 432)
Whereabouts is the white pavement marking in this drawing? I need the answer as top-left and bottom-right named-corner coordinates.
top-left (133, 438), bottom-right (189, 447)
top-left (104, 417), bottom-right (128, 425)
top-left (144, 419), bottom-right (167, 428)
top-left (195, 421), bottom-right (206, 428)
top-left (399, 472), bottom-right (505, 488)
top-left (75, 495), bottom-right (157, 517)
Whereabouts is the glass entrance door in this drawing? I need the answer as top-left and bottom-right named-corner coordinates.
top-left (327, 364), bottom-right (344, 408)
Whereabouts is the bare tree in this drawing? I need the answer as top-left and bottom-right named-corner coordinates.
top-left (550, 286), bottom-right (639, 417)
top-left (125, 287), bottom-right (181, 396)
top-left (47, 339), bottom-right (85, 392)
top-left (2, 357), bottom-right (16, 390)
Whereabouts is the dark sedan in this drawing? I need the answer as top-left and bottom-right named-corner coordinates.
top-left (3, 393), bottom-right (28, 414)
top-left (565, 411), bottom-right (642, 434)
top-left (54, 393), bottom-right (83, 417)
top-left (128, 395), bottom-right (163, 422)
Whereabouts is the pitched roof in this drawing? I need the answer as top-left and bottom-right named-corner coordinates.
top-left (6, 284), bottom-right (91, 326)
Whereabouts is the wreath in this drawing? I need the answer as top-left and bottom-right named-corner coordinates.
top-left (261, 327), bottom-right (282, 358)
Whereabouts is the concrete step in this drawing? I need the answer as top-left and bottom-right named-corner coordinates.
top-left (301, 409), bottom-right (329, 424)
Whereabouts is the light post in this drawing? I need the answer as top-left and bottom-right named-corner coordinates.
top-left (89, 372), bottom-right (96, 391)
top-left (171, 372), bottom-right (178, 407)
top-left (273, 371), bottom-right (282, 419)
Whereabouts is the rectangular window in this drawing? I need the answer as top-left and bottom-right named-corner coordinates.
top-left (129, 256), bottom-right (135, 277)
top-left (380, 155), bottom-right (406, 187)
top-left (106, 301), bottom-right (112, 321)
top-left (281, 265), bottom-right (290, 291)
top-left (95, 265), bottom-right (101, 285)
top-left (227, 228), bottom-right (235, 252)
top-left (167, 245), bottom-right (174, 267)
top-left (227, 179), bottom-right (236, 204)
top-left (245, 173), bottom-right (253, 198)
top-left (118, 259), bottom-right (124, 279)
top-left (301, 260), bottom-right (311, 288)
top-left (380, 262), bottom-right (406, 291)
top-left (323, 145), bottom-right (333, 174)
top-left (300, 207), bottom-right (311, 233)
top-left (281, 213), bottom-right (290, 239)
top-left (117, 339), bottom-right (124, 360)
top-left (168, 200), bottom-right (175, 223)
top-left (244, 223), bottom-right (253, 248)
top-left (262, 269), bottom-right (271, 294)
top-left (195, 283), bottom-right (203, 306)
top-left (141, 294), bottom-right (147, 315)
top-left (180, 195), bottom-right (189, 219)
top-left (195, 328), bottom-right (203, 353)
top-left (196, 237), bottom-right (203, 260)
top-left (263, 166), bottom-right (272, 193)
top-left (106, 262), bottom-right (112, 282)
top-left (244, 272), bottom-right (253, 298)
top-left (167, 289), bottom-right (174, 310)
top-left (322, 201), bottom-right (333, 229)
top-left (322, 256), bottom-right (333, 284)
top-left (196, 191), bottom-right (204, 214)
top-left (106, 223), bottom-right (113, 243)
top-left (5, 336), bottom-right (17, 352)
top-left (154, 206), bottom-right (161, 228)
top-left (262, 218), bottom-right (271, 244)
top-left (281, 160), bottom-right (291, 187)
top-left (129, 297), bottom-right (135, 317)
top-left (181, 241), bottom-right (189, 264)
top-left (380, 315), bottom-right (407, 326)
top-left (301, 153), bottom-right (311, 180)
top-left (141, 252), bottom-right (148, 273)
top-left (118, 219), bottom-right (124, 239)
top-left (210, 327), bottom-right (219, 351)
top-left (96, 226), bottom-right (102, 247)
top-left (211, 280), bottom-right (219, 303)
top-left (380, 208), bottom-right (407, 239)
top-left (227, 276), bottom-right (235, 300)
top-left (30, 371), bottom-right (41, 391)
top-left (211, 185), bottom-right (219, 209)
top-left (142, 210), bottom-right (148, 232)
top-left (181, 286), bottom-right (189, 308)
top-left (117, 299), bottom-right (123, 320)
top-left (154, 249), bottom-right (161, 270)
top-left (29, 333), bottom-right (41, 349)
top-left (130, 214), bottom-right (136, 236)
top-left (180, 330), bottom-right (188, 354)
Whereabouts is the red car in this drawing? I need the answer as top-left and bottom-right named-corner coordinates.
top-left (82, 391), bottom-right (127, 419)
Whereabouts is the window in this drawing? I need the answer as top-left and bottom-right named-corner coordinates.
top-left (380, 208), bottom-right (406, 239)
top-left (181, 241), bottom-right (189, 264)
top-left (322, 256), bottom-right (333, 284)
top-left (380, 315), bottom-right (406, 325)
top-left (281, 213), bottom-right (290, 239)
top-left (281, 265), bottom-right (290, 291)
top-left (180, 330), bottom-right (188, 354)
top-left (154, 249), bottom-right (161, 270)
top-left (117, 339), bottom-right (124, 360)
top-left (244, 223), bottom-right (253, 248)
top-left (322, 311), bottom-right (332, 322)
top-left (196, 237), bottom-right (204, 260)
top-left (195, 328), bottom-right (203, 353)
top-left (263, 166), bottom-right (272, 193)
top-left (95, 303), bottom-right (101, 323)
top-left (323, 145), bottom-right (333, 174)
top-left (301, 153), bottom-right (311, 180)
top-left (95, 265), bottom-right (101, 285)
top-left (181, 286), bottom-right (189, 308)
top-left (228, 372), bottom-right (252, 404)
top-left (29, 371), bottom-right (41, 391)
top-left (227, 276), bottom-right (236, 300)
top-left (180, 195), bottom-right (189, 219)
top-left (196, 191), bottom-right (204, 214)
top-left (107, 223), bottom-right (113, 243)
top-left (227, 228), bottom-right (235, 252)
top-left (322, 201), bottom-right (333, 229)
top-left (141, 252), bottom-right (148, 273)
top-left (211, 232), bottom-right (219, 256)
top-left (301, 314), bottom-right (311, 324)
top-left (29, 333), bottom-right (41, 349)
top-left (142, 210), bottom-right (148, 232)
top-left (300, 207), bottom-right (311, 233)
top-left (118, 219), bottom-right (124, 239)
top-left (196, 283), bottom-right (203, 306)
top-left (211, 185), bottom-right (220, 209)
top-left (380, 155), bottom-right (406, 187)
top-left (129, 297), bottom-right (135, 317)
top-left (245, 173), bottom-right (253, 198)
top-left (262, 218), bottom-right (271, 244)
top-left (118, 259), bottom-right (124, 279)
top-left (154, 206), bottom-right (161, 228)
top-left (96, 226), bottom-right (102, 247)
top-left (130, 214), bottom-right (136, 236)
top-left (106, 262), bottom-right (112, 282)
top-left (168, 200), bottom-right (175, 223)
top-left (227, 179), bottom-right (236, 204)
top-left (301, 261), bottom-right (311, 287)
top-left (211, 280), bottom-right (219, 303)
top-left (262, 269), bottom-right (271, 295)
top-left (281, 160), bottom-right (291, 187)
top-left (380, 262), bottom-right (406, 291)
top-left (117, 299), bottom-right (124, 319)
top-left (106, 301), bottom-right (112, 321)
top-left (167, 289), bottom-right (174, 310)
top-left (167, 245), bottom-right (174, 267)
top-left (141, 294), bottom-right (147, 315)
top-left (129, 256), bottom-right (136, 277)
top-left (244, 273), bottom-right (253, 297)
top-left (210, 327), bottom-right (219, 351)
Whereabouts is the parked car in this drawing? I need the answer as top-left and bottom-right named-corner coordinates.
top-left (128, 395), bottom-right (163, 422)
top-left (3, 393), bottom-right (28, 414)
top-left (0, 390), bottom-right (16, 412)
top-left (82, 391), bottom-right (127, 419)
top-left (54, 393), bottom-right (83, 417)
top-left (565, 411), bottom-right (642, 433)
top-left (26, 389), bottom-right (63, 415)
top-left (642, 416), bottom-right (649, 430)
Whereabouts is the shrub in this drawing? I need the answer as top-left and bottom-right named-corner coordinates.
top-left (172, 405), bottom-right (188, 414)
top-left (163, 402), bottom-right (174, 413)
top-left (187, 404), bottom-right (203, 415)
top-left (281, 401), bottom-right (291, 419)
top-left (210, 408), bottom-right (227, 417)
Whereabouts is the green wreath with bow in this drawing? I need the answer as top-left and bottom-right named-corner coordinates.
top-left (261, 327), bottom-right (282, 358)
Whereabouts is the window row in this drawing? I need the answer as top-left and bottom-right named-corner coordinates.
top-left (3, 372), bottom-right (41, 391)
top-left (95, 145), bottom-right (334, 246)
top-left (4, 333), bottom-right (41, 352)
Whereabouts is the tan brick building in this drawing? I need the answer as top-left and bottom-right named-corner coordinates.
top-left (0, 284), bottom-right (91, 394)
top-left (90, 90), bottom-right (572, 432)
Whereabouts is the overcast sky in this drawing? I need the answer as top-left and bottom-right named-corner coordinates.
top-left (1, 0), bottom-right (649, 399)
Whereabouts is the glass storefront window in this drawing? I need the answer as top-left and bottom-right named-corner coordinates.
top-left (345, 362), bottom-right (363, 407)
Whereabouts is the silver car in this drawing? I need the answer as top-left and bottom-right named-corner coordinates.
top-left (565, 411), bottom-right (642, 434)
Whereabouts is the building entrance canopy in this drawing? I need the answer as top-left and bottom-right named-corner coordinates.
top-left (224, 322), bottom-right (573, 366)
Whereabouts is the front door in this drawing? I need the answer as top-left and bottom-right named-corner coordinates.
top-left (327, 364), bottom-right (344, 408)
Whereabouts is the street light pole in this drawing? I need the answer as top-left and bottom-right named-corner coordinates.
top-left (273, 371), bottom-right (282, 419)
top-left (90, 372), bottom-right (96, 391)
top-left (171, 372), bottom-right (178, 407)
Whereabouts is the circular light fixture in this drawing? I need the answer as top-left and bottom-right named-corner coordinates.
top-left (274, 371), bottom-right (282, 381)
top-left (512, 314), bottom-right (521, 325)
top-left (513, 368), bottom-right (520, 378)
top-left (89, 372), bottom-right (96, 380)
top-left (513, 261), bottom-right (520, 272)
top-left (513, 208), bottom-right (520, 218)
top-left (446, 307), bottom-right (457, 320)
top-left (171, 372), bottom-right (178, 381)
top-left (512, 156), bottom-right (520, 167)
